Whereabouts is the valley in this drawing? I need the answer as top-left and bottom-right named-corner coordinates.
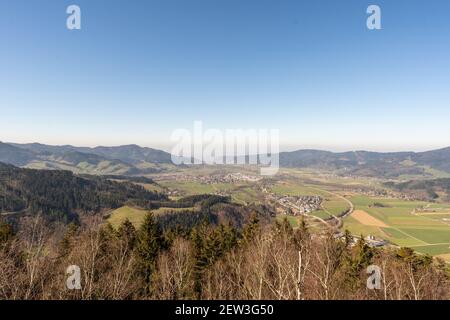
top-left (2, 142), bottom-right (450, 263)
top-left (102, 164), bottom-right (450, 262)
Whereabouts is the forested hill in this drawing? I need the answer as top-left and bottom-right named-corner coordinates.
top-left (0, 162), bottom-right (167, 223)
top-left (3, 141), bottom-right (450, 178)
top-left (279, 147), bottom-right (450, 177)
top-left (0, 142), bottom-right (174, 175)
top-left (385, 178), bottom-right (450, 201)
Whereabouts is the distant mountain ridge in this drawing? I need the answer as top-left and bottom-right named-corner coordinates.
top-left (9, 142), bottom-right (172, 163)
top-left (88, 144), bottom-right (172, 164)
top-left (1, 141), bottom-right (450, 178)
top-left (0, 143), bottom-right (35, 166)
top-left (279, 147), bottom-right (450, 177)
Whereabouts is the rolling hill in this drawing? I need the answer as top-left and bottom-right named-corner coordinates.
top-left (0, 162), bottom-right (167, 222)
top-left (279, 148), bottom-right (450, 178)
top-left (2, 141), bottom-right (450, 178)
top-left (3, 142), bottom-right (174, 175)
top-left (0, 142), bottom-right (36, 166)
top-left (89, 144), bottom-right (172, 164)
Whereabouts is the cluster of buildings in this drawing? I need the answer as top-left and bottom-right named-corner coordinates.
top-left (276, 195), bottom-right (323, 216)
top-left (190, 172), bottom-right (262, 184)
top-left (333, 232), bottom-right (388, 248)
top-left (352, 187), bottom-right (414, 200)
top-left (152, 172), bottom-right (262, 184)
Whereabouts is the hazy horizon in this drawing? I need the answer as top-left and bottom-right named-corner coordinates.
top-left (4, 139), bottom-right (449, 154)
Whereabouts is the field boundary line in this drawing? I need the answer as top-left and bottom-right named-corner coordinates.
top-left (409, 243), bottom-right (450, 248)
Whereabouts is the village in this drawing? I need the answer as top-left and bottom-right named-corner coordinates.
top-left (274, 195), bottom-right (323, 216)
top-left (153, 171), bottom-right (394, 251)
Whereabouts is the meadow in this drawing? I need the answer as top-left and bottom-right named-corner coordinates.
top-left (107, 205), bottom-right (195, 228)
top-left (107, 206), bottom-right (150, 228)
top-left (343, 195), bottom-right (450, 260)
top-left (157, 180), bottom-right (266, 205)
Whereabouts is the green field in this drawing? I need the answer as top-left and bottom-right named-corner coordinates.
top-left (409, 244), bottom-right (450, 257)
top-left (108, 206), bottom-right (150, 228)
top-left (308, 210), bottom-right (335, 219)
top-left (343, 195), bottom-right (450, 260)
top-left (136, 182), bottom-right (165, 193)
top-left (276, 215), bottom-right (300, 228)
top-left (231, 187), bottom-right (264, 204)
top-left (271, 183), bottom-right (320, 197)
top-left (159, 181), bottom-right (220, 195)
top-left (158, 179), bottom-right (265, 204)
top-left (108, 205), bottom-right (194, 228)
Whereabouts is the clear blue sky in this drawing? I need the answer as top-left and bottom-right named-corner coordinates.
top-left (1, 0), bottom-right (449, 152)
